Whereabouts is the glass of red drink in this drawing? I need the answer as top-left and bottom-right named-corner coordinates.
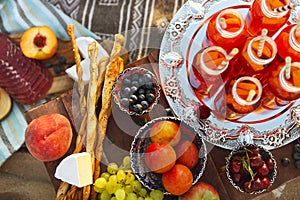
top-left (245, 0), bottom-right (293, 36)
top-left (262, 59), bottom-right (300, 108)
top-left (189, 46), bottom-right (238, 97)
top-left (237, 29), bottom-right (277, 76)
top-left (275, 23), bottom-right (300, 62)
top-left (203, 8), bottom-right (247, 51)
top-left (225, 76), bottom-right (263, 119)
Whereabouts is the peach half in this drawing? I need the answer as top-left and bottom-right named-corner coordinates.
top-left (20, 26), bottom-right (58, 60)
top-left (25, 113), bottom-right (73, 162)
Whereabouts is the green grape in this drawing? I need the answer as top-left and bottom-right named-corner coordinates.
top-left (106, 181), bottom-right (117, 194)
top-left (124, 184), bottom-right (133, 194)
top-left (144, 197), bottom-right (153, 200)
top-left (138, 188), bottom-right (147, 197)
top-left (107, 162), bottom-right (119, 174)
top-left (101, 172), bottom-right (111, 181)
top-left (137, 197), bottom-right (144, 200)
top-left (149, 190), bottom-right (164, 200)
top-left (120, 156), bottom-right (131, 170)
top-left (111, 197), bottom-right (118, 200)
top-left (117, 169), bottom-right (126, 182)
top-left (126, 192), bottom-right (138, 200)
top-left (94, 177), bottom-right (107, 189)
top-left (99, 190), bottom-right (111, 200)
top-left (109, 174), bottom-right (118, 184)
top-left (131, 180), bottom-right (142, 192)
top-left (125, 172), bottom-right (135, 185)
top-left (94, 186), bottom-right (105, 193)
top-left (115, 188), bottom-right (126, 200)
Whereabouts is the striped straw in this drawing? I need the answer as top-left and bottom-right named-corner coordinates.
top-left (296, 16), bottom-right (300, 36)
top-left (218, 48), bottom-right (239, 69)
top-left (246, 89), bottom-right (256, 102)
top-left (285, 56), bottom-right (292, 79)
top-left (257, 29), bottom-right (268, 57)
top-left (273, 3), bottom-right (296, 12)
top-left (219, 17), bottom-right (227, 29)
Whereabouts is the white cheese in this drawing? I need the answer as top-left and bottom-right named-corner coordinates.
top-left (54, 152), bottom-right (93, 188)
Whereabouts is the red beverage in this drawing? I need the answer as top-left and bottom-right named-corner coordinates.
top-left (189, 46), bottom-right (237, 97)
top-left (225, 76), bottom-right (263, 119)
top-left (203, 9), bottom-right (247, 51)
top-left (245, 0), bottom-right (292, 36)
top-left (275, 24), bottom-right (300, 62)
top-left (262, 61), bottom-right (300, 108)
top-left (237, 31), bottom-right (277, 76)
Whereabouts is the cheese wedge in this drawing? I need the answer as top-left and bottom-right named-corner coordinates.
top-left (54, 152), bottom-right (93, 188)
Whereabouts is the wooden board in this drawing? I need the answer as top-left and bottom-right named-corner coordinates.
top-left (24, 50), bottom-right (300, 200)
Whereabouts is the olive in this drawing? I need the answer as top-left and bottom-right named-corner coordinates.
top-left (131, 73), bottom-right (139, 81)
top-left (131, 86), bottom-right (138, 94)
top-left (146, 93), bottom-right (156, 102)
top-left (138, 94), bottom-right (146, 101)
top-left (141, 101), bottom-right (149, 109)
top-left (293, 151), bottom-right (300, 160)
top-left (122, 87), bottom-right (131, 97)
top-left (281, 157), bottom-right (290, 167)
top-left (120, 98), bottom-right (129, 107)
top-left (130, 95), bottom-right (138, 103)
top-left (123, 77), bottom-right (131, 86)
top-left (144, 73), bottom-right (152, 82)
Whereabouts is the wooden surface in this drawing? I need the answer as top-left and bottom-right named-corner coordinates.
top-left (24, 50), bottom-right (300, 200)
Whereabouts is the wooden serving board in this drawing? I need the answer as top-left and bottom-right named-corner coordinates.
top-left (24, 51), bottom-right (300, 200)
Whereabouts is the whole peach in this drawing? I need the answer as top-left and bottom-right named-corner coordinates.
top-left (150, 120), bottom-right (181, 146)
top-left (175, 140), bottom-right (199, 169)
top-left (144, 143), bottom-right (176, 174)
top-left (162, 164), bottom-right (193, 196)
top-left (25, 114), bottom-right (72, 162)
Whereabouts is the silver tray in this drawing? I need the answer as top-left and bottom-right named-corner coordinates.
top-left (159, 0), bottom-right (300, 150)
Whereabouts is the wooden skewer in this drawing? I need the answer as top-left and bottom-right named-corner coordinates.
top-left (246, 89), bottom-right (256, 102)
top-left (219, 17), bottom-right (227, 29)
top-left (285, 56), bottom-right (292, 79)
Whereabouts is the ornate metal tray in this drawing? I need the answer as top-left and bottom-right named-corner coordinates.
top-left (159, 0), bottom-right (300, 150)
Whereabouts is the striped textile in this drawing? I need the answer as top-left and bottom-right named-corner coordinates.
top-left (0, 0), bottom-right (97, 166)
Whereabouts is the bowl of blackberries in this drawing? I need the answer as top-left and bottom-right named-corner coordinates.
top-left (226, 144), bottom-right (277, 194)
top-left (112, 67), bottom-right (160, 115)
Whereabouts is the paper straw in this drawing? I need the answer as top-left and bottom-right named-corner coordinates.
top-left (273, 3), bottom-right (296, 12)
top-left (285, 56), bottom-right (292, 79)
top-left (218, 48), bottom-right (239, 69)
top-left (296, 16), bottom-right (300, 37)
top-left (219, 17), bottom-right (227, 29)
top-left (257, 29), bottom-right (268, 57)
top-left (246, 89), bottom-right (256, 102)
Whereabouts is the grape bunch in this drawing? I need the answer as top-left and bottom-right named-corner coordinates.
top-left (227, 144), bottom-right (276, 193)
top-left (118, 70), bottom-right (158, 115)
top-left (94, 156), bottom-right (164, 200)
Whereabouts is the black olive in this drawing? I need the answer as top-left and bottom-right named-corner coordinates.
top-left (130, 95), bottom-right (138, 103)
top-left (295, 160), bottom-right (300, 169)
top-left (281, 157), bottom-right (290, 167)
top-left (121, 87), bottom-right (131, 97)
top-left (144, 73), bottom-right (152, 82)
top-left (123, 77), bottom-right (131, 86)
top-left (131, 86), bottom-right (138, 94)
top-left (293, 151), bottom-right (300, 160)
top-left (141, 101), bottom-right (149, 109)
top-left (138, 88), bottom-right (145, 95)
top-left (138, 94), bottom-right (146, 101)
top-left (146, 93), bottom-right (156, 102)
top-left (131, 73), bottom-right (139, 81)
top-left (294, 143), bottom-right (300, 153)
top-left (120, 98), bottom-right (129, 107)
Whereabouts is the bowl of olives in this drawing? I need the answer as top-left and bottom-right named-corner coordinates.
top-left (112, 67), bottom-right (160, 116)
top-left (226, 144), bottom-right (277, 194)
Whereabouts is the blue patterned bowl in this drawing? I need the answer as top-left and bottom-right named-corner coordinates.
top-left (130, 116), bottom-right (207, 194)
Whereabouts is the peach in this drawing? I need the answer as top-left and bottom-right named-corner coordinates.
top-left (150, 120), bottom-right (181, 146)
top-left (25, 113), bottom-right (73, 162)
top-left (144, 143), bottom-right (176, 174)
top-left (175, 140), bottom-right (199, 169)
top-left (162, 164), bottom-right (193, 196)
top-left (20, 26), bottom-right (58, 60)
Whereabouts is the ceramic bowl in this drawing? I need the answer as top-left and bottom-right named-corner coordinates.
top-left (112, 67), bottom-right (160, 116)
top-left (130, 116), bottom-right (207, 194)
top-left (226, 144), bottom-right (277, 194)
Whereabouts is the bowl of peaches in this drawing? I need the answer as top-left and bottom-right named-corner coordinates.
top-left (130, 116), bottom-right (207, 196)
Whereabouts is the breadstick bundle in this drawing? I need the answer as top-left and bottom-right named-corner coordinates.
top-left (55, 24), bottom-right (125, 200)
